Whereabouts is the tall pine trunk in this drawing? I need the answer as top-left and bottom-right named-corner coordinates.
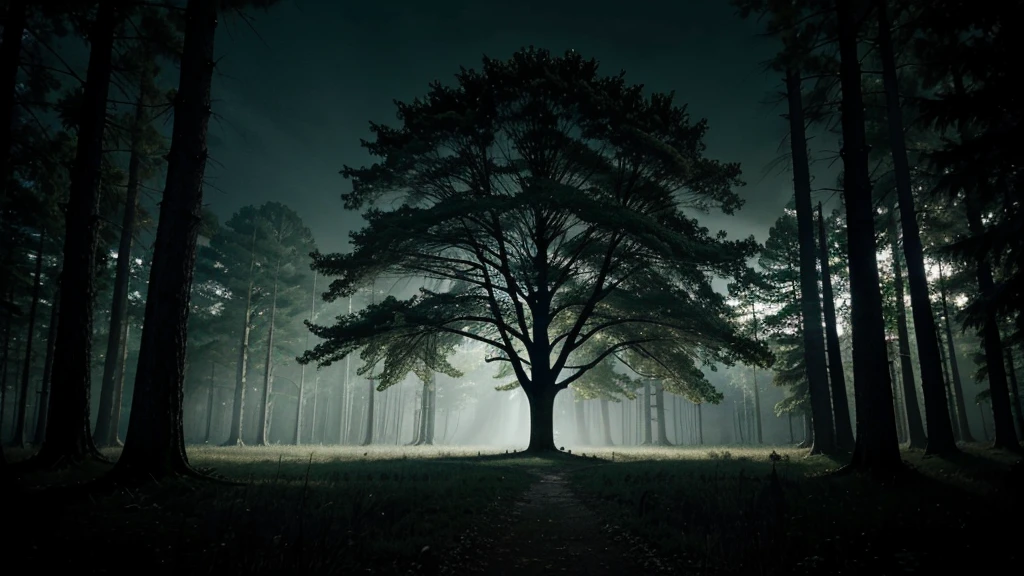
top-left (294, 272), bottom-right (317, 445)
top-left (574, 391), bottom-right (589, 445)
top-left (426, 378), bottom-right (436, 444)
top-left (835, 0), bottom-right (902, 472)
top-left (949, 70), bottom-right (1018, 449)
top-left (817, 203), bottom-right (855, 448)
top-left (36, 0), bottom-right (120, 466)
top-left (877, 0), bottom-right (957, 454)
top-left (935, 323), bottom-right (961, 440)
top-left (111, 0), bottom-right (217, 480)
top-left (255, 258), bottom-right (281, 446)
top-left (360, 376), bottom-right (375, 446)
top-left (204, 362), bottom-right (215, 443)
top-left (938, 264), bottom-right (974, 441)
top-left (654, 382), bottom-right (671, 445)
top-left (224, 225), bottom-right (257, 446)
top-left (785, 67), bottom-right (835, 455)
top-left (964, 194), bottom-right (1018, 449)
top-left (1006, 352), bottom-right (1024, 438)
top-left (887, 214), bottom-right (927, 449)
top-left (95, 78), bottom-right (146, 448)
top-left (13, 230), bottom-right (44, 447)
top-left (641, 379), bottom-right (653, 445)
top-left (600, 398), bottom-right (614, 445)
top-left (33, 284), bottom-right (59, 443)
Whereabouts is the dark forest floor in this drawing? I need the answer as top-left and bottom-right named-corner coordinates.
top-left (2, 444), bottom-right (1021, 575)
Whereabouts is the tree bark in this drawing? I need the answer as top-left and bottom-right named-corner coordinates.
top-left (654, 381), bottom-right (671, 445)
top-left (697, 403), bottom-right (703, 445)
top-left (526, 385), bottom-right (560, 452)
top-left (426, 379), bottom-right (437, 444)
top-left (255, 258), bottom-right (281, 446)
top-left (600, 398), bottom-right (614, 445)
top-left (817, 203), bottom-right (855, 449)
top-left (964, 195), bottom-right (1018, 449)
top-left (785, 67), bottom-right (836, 455)
top-left (641, 379), bottom-right (653, 445)
top-left (835, 0), bottom-right (903, 473)
top-left (95, 77), bottom-right (147, 448)
top-left (876, 0), bottom-right (958, 455)
top-left (33, 284), bottom-right (58, 444)
top-left (949, 70), bottom-right (1018, 449)
top-left (36, 0), bottom-right (121, 467)
top-left (935, 323), bottom-right (961, 440)
top-left (13, 230), bottom-right (44, 447)
top-left (224, 225), bottom-right (258, 446)
top-left (360, 375), bottom-right (375, 446)
top-left (573, 391), bottom-right (589, 445)
top-left (111, 0), bottom-right (217, 480)
top-left (294, 272), bottom-right (316, 445)
top-left (887, 215), bottom-right (928, 449)
top-left (1006, 352), bottom-right (1024, 439)
top-left (938, 264), bottom-right (974, 441)
top-left (204, 361), bottom-right (215, 443)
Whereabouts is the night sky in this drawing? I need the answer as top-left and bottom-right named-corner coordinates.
top-left (205, 0), bottom-right (831, 255)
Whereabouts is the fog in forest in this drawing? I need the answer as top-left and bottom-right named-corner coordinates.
top-left (1, 0), bottom-right (1021, 574)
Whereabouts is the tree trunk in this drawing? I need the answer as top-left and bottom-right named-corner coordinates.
top-left (835, 0), bottom-right (903, 473)
top-left (600, 398), bottom-right (613, 446)
top-left (204, 362), bottom-right (215, 443)
top-left (641, 379), bottom-right (653, 445)
top-left (788, 413), bottom-right (794, 444)
top-left (935, 323), bottom-right (962, 441)
top-left (95, 77), bottom-right (147, 448)
top-left (697, 403), bottom-right (703, 445)
top-left (0, 312), bottom-right (11, 435)
top-left (255, 258), bottom-right (281, 447)
top-left (785, 67), bottom-right (836, 455)
top-left (0, 0), bottom-right (28, 211)
top-left (33, 285), bottom-right (59, 444)
top-left (654, 382), bottom-right (671, 445)
top-left (573, 391), bottom-right (589, 445)
top-left (817, 203), bottom-right (855, 449)
top-left (360, 376), bottom-right (375, 446)
top-left (1006, 352), bottom-right (1024, 439)
top-left (526, 385), bottom-right (559, 452)
top-left (425, 375), bottom-right (437, 444)
top-left (294, 273), bottom-right (316, 446)
top-left (36, 0), bottom-right (121, 467)
top-left (938, 264), bottom-right (974, 441)
top-left (111, 0), bottom-right (217, 481)
top-left (889, 346), bottom-right (907, 443)
top-left (13, 230), bottom-right (44, 447)
top-left (224, 225), bottom-right (258, 446)
top-left (876, 0), bottom-right (958, 455)
top-left (948, 69), bottom-right (1018, 449)
top-left (888, 215), bottom-right (927, 449)
top-left (964, 196), bottom-right (1018, 449)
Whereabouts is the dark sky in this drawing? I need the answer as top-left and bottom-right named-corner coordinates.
top-left (205, 0), bottom-right (824, 255)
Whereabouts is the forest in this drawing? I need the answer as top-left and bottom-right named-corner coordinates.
top-left (0, 0), bottom-right (1020, 574)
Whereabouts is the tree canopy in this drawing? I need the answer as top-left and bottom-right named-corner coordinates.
top-left (300, 48), bottom-right (771, 451)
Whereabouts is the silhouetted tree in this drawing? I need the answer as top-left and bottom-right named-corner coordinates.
top-left (301, 48), bottom-right (767, 452)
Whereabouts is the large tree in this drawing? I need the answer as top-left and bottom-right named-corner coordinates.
top-left (301, 49), bottom-right (767, 452)
top-left (110, 0), bottom-right (217, 480)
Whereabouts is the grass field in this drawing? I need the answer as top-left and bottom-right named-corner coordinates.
top-left (565, 445), bottom-right (1022, 574)
top-left (4, 444), bottom-right (1021, 575)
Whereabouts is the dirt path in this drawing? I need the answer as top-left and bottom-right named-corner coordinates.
top-left (443, 469), bottom-right (656, 575)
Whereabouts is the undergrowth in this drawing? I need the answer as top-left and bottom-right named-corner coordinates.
top-left (567, 444), bottom-right (1022, 575)
top-left (5, 446), bottom-right (534, 575)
